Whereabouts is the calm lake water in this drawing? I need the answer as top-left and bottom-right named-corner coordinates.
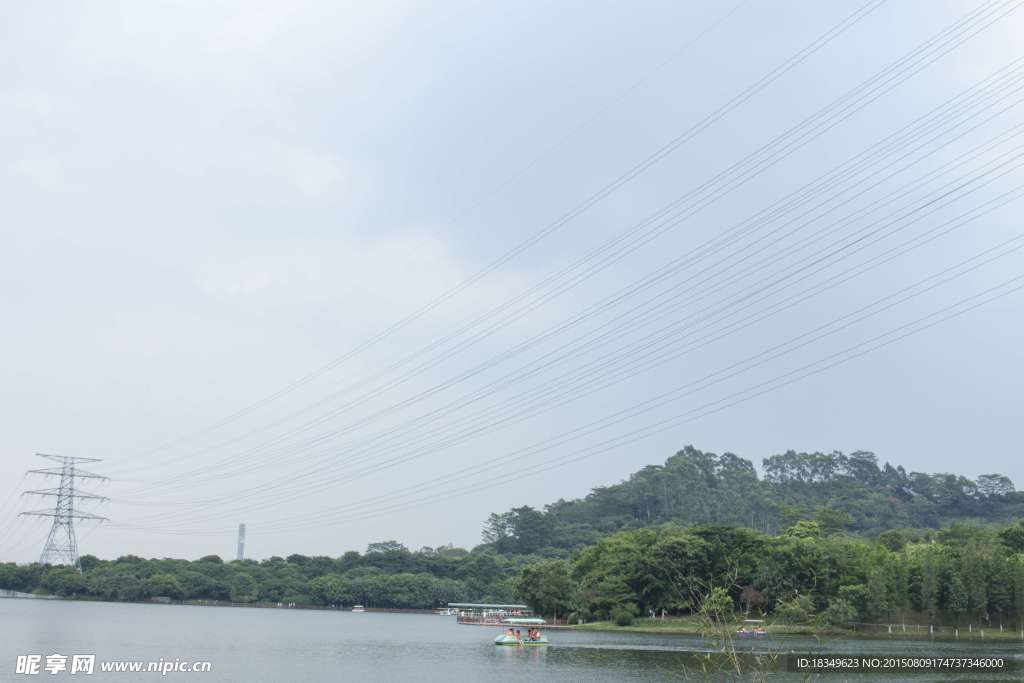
top-left (1, 599), bottom-right (1021, 681)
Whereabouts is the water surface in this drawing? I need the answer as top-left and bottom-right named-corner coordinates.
top-left (1, 600), bottom-right (1020, 681)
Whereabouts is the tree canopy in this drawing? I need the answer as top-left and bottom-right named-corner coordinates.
top-left (486, 446), bottom-right (1022, 554)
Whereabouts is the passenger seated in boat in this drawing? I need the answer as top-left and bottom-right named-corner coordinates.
top-left (505, 628), bottom-right (515, 638)
top-left (515, 629), bottom-right (522, 641)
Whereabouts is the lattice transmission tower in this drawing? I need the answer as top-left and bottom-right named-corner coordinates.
top-left (20, 454), bottom-right (109, 568)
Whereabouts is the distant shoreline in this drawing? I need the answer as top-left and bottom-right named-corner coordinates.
top-left (0, 593), bottom-right (439, 615)
top-left (573, 617), bottom-right (1024, 642)
top-left (184, 601), bottom-right (439, 615)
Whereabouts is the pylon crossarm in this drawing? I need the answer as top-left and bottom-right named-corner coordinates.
top-left (25, 467), bottom-right (109, 480)
top-left (22, 488), bottom-right (110, 501)
top-left (36, 453), bottom-right (102, 464)
top-left (20, 510), bottom-right (109, 522)
top-left (71, 469), bottom-right (109, 480)
top-left (25, 468), bottom-right (67, 477)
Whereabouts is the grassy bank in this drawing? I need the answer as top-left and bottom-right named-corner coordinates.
top-left (575, 616), bottom-right (814, 636)
top-left (573, 616), bottom-right (1024, 642)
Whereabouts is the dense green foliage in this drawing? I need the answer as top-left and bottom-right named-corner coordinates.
top-left (3, 445), bottom-right (1022, 628)
top-left (0, 544), bottom-right (537, 609)
top-left (484, 446), bottom-right (1024, 554)
top-left (522, 520), bottom-right (1024, 628)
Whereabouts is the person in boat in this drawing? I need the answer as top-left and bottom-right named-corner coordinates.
top-left (505, 628), bottom-right (515, 638)
top-left (515, 629), bottom-right (522, 642)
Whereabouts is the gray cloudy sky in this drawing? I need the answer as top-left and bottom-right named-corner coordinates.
top-left (2, 0), bottom-right (1022, 562)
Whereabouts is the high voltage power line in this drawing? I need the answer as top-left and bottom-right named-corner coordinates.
top-left (47, 1), bottom-right (1021, 544)
top-left (113, 265), bottom-right (1024, 536)
top-left (116, 41), bottom-right (1024, 501)
top-left (118, 161), bottom-right (1024, 524)
top-left (114, 214), bottom-right (1024, 540)
top-left (0, 8), bottom-right (767, 558)
top-left (262, 239), bottom-right (1024, 530)
top-left (0, 479), bottom-right (30, 551)
top-left (169, 102), bottom-right (1024, 490)
top-left (114, 154), bottom-right (1024, 540)
top-left (125, 133), bottom-right (1024, 509)
top-left (112, 152), bottom-right (1024, 532)
top-left (116, 0), bottom-right (887, 468)
top-left (113, 0), bottom-right (1021, 492)
top-left (0, 2), bottom-right (754, 556)
top-left (119, 174), bottom-right (1024, 528)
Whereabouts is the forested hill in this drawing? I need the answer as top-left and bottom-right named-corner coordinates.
top-left (483, 446), bottom-right (1024, 554)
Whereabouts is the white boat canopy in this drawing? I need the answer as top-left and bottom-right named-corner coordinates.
top-left (502, 617), bottom-right (546, 625)
top-left (447, 603), bottom-right (530, 610)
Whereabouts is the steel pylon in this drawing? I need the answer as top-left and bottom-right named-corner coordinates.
top-left (20, 454), bottom-right (109, 568)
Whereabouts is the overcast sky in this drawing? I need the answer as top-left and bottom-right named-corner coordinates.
top-left (2, 0), bottom-right (1022, 563)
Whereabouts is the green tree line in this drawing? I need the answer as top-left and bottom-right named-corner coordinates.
top-left (514, 521), bottom-right (1024, 628)
top-left (0, 543), bottom-right (535, 609)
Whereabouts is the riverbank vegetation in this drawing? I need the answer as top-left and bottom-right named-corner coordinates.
top-left (518, 521), bottom-right (1024, 632)
top-left (2, 446), bottom-right (1022, 635)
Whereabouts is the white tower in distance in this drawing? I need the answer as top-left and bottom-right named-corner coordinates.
top-left (236, 523), bottom-right (246, 561)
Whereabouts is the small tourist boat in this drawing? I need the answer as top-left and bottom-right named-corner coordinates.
top-left (736, 619), bottom-right (767, 637)
top-left (494, 618), bottom-right (548, 646)
top-left (436, 608), bottom-right (457, 616)
top-left (351, 605), bottom-right (366, 613)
